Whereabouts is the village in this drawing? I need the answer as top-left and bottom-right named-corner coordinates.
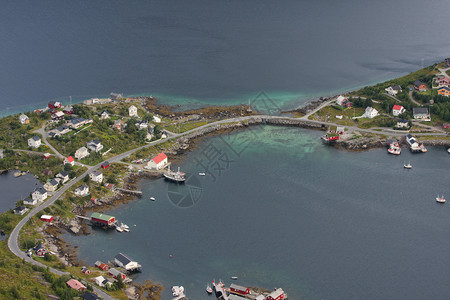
top-left (1, 60), bottom-right (450, 299)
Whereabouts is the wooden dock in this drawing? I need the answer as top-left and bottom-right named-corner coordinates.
top-left (115, 188), bottom-right (143, 197)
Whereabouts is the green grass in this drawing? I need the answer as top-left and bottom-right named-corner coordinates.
top-left (164, 121), bottom-right (208, 133)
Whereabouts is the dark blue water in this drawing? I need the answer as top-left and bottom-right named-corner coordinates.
top-left (0, 172), bottom-right (41, 214)
top-left (1, 0), bottom-right (449, 115)
top-left (65, 126), bottom-right (450, 300)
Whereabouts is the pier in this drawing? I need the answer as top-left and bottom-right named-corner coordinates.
top-left (115, 188), bottom-right (143, 197)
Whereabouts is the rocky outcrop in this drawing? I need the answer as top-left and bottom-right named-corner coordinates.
top-left (333, 136), bottom-right (387, 151)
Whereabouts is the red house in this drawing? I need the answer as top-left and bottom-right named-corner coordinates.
top-left (101, 161), bottom-right (110, 169)
top-left (40, 215), bottom-right (54, 222)
top-left (63, 105), bottom-right (74, 114)
top-left (81, 266), bottom-right (90, 275)
top-left (33, 242), bottom-right (47, 257)
top-left (95, 261), bottom-right (110, 271)
top-left (266, 288), bottom-right (287, 300)
top-left (42, 153), bottom-right (51, 160)
top-left (443, 123), bottom-right (450, 129)
top-left (90, 212), bottom-right (115, 227)
top-left (109, 268), bottom-right (126, 280)
top-left (48, 101), bottom-right (62, 109)
top-left (230, 284), bottom-right (250, 295)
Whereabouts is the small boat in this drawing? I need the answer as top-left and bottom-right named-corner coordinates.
top-left (123, 228), bottom-right (130, 232)
top-left (404, 162), bottom-right (412, 169)
top-left (231, 276), bottom-right (238, 280)
top-left (116, 226), bottom-right (123, 232)
top-left (164, 167), bottom-right (186, 183)
top-left (206, 283), bottom-right (213, 294)
top-left (150, 197), bottom-right (156, 201)
top-left (198, 172), bottom-right (206, 176)
top-left (171, 286), bottom-right (185, 300)
top-left (448, 148), bottom-right (450, 154)
top-left (436, 195), bottom-right (446, 203)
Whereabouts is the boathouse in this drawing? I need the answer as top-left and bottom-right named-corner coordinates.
top-left (109, 268), bottom-right (126, 280)
top-left (95, 261), bottom-right (110, 271)
top-left (91, 212), bottom-right (115, 227)
top-left (266, 288), bottom-right (287, 300)
top-left (147, 152), bottom-right (168, 170)
top-left (230, 283), bottom-right (250, 295)
top-left (114, 253), bottom-right (142, 272)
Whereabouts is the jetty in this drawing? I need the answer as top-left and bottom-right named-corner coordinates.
top-left (115, 188), bottom-right (143, 197)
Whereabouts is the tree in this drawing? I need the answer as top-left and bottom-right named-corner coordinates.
top-left (126, 119), bottom-right (137, 134)
top-left (364, 98), bottom-right (373, 108)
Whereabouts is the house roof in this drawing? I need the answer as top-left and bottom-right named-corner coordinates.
top-left (49, 179), bottom-right (59, 186)
top-left (14, 206), bottom-right (26, 212)
top-left (33, 242), bottom-right (45, 251)
top-left (82, 292), bottom-right (101, 300)
top-left (101, 110), bottom-right (109, 115)
top-left (392, 85), bottom-right (402, 90)
top-left (76, 184), bottom-right (89, 191)
top-left (34, 187), bottom-right (46, 195)
top-left (58, 170), bottom-right (69, 177)
top-left (230, 283), bottom-right (248, 291)
top-left (77, 146), bottom-right (88, 153)
top-left (152, 152), bottom-right (167, 164)
top-left (115, 253), bottom-right (133, 266)
top-left (413, 107), bottom-right (429, 114)
top-left (31, 135), bottom-right (41, 141)
top-left (19, 114), bottom-right (29, 119)
top-left (438, 86), bottom-right (450, 92)
top-left (109, 268), bottom-right (123, 276)
top-left (66, 156), bottom-right (74, 162)
top-left (398, 119), bottom-right (408, 123)
top-left (414, 80), bottom-right (423, 87)
top-left (392, 105), bottom-right (404, 111)
top-left (91, 170), bottom-right (102, 177)
top-left (91, 212), bottom-right (114, 222)
top-left (63, 105), bottom-right (73, 111)
top-left (229, 295), bottom-right (248, 300)
top-left (89, 139), bottom-right (101, 145)
top-left (66, 279), bottom-right (86, 290)
top-left (101, 161), bottom-right (109, 166)
top-left (267, 288), bottom-right (285, 299)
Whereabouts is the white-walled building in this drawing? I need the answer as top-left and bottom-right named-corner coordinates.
top-left (87, 140), bottom-right (103, 152)
top-left (32, 187), bottom-right (48, 203)
top-left (362, 106), bottom-right (379, 119)
top-left (147, 152), bottom-right (168, 170)
top-left (19, 114), bottom-right (29, 125)
top-left (75, 147), bottom-right (89, 160)
top-left (28, 136), bottom-right (42, 149)
top-left (89, 170), bottom-right (103, 183)
top-left (392, 105), bottom-right (406, 116)
top-left (74, 185), bottom-right (89, 197)
top-left (129, 105), bottom-right (138, 117)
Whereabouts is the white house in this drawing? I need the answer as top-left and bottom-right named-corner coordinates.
top-left (32, 187), bottom-right (48, 203)
top-left (75, 146), bottom-right (89, 160)
top-left (19, 114), bottom-right (29, 125)
top-left (74, 184), bottom-right (89, 197)
top-left (87, 140), bottom-right (103, 152)
top-left (64, 156), bottom-right (75, 166)
top-left (396, 119), bottom-right (409, 128)
top-left (336, 95), bottom-right (348, 106)
top-left (129, 105), bottom-right (138, 117)
top-left (56, 171), bottom-right (70, 184)
top-left (28, 136), bottom-right (42, 149)
top-left (44, 179), bottom-right (59, 192)
top-left (135, 120), bottom-right (148, 130)
top-left (153, 115), bottom-right (161, 123)
top-left (147, 152), bottom-right (168, 170)
top-left (100, 110), bottom-right (110, 120)
top-left (413, 107), bottom-right (430, 121)
top-left (14, 206), bottom-right (28, 215)
top-left (392, 105), bottom-right (406, 116)
top-left (385, 85), bottom-right (402, 96)
top-left (23, 197), bottom-right (38, 206)
top-left (89, 170), bottom-right (103, 183)
top-left (94, 276), bottom-right (112, 288)
top-left (114, 253), bottom-right (141, 271)
top-left (362, 106), bottom-right (379, 119)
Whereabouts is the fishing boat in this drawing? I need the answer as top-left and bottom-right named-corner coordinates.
top-left (206, 283), bottom-right (213, 294)
top-left (198, 172), bottom-right (206, 176)
top-left (150, 197), bottom-right (156, 201)
top-left (164, 167), bottom-right (186, 183)
top-left (231, 276), bottom-right (238, 280)
top-left (436, 195), bottom-right (446, 203)
top-left (387, 147), bottom-right (401, 155)
top-left (404, 162), bottom-right (412, 169)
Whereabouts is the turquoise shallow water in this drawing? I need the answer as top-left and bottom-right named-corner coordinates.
top-left (65, 126), bottom-right (450, 300)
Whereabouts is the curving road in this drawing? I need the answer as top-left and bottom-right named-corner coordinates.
top-left (8, 110), bottom-right (447, 299)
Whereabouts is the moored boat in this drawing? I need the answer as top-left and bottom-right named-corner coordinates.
top-left (150, 197), bottom-right (156, 201)
top-left (171, 286), bottom-right (185, 300)
top-left (436, 195), bottom-right (446, 203)
top-left (404, 162), bottom-right (412, 169)
top-left (164, 167), bottom-right (186, 183)
top-left (206, 283), bottom-right (213, 294)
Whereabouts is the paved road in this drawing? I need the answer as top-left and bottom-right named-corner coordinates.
top-left (34, 126), bottom-right (65, 159)
top-left (8, 110), bottom-right (447, 299)
top-left (408, 90), bottom-right (422, 106)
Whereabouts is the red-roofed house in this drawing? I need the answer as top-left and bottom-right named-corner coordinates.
top-left (392, 105), bottom-right (406, 116)
top-left (95, 261), bottom-right (110, 271)
top-left (64, 156), bottom-right (75, 166)
top-left (147, 152), bottom-right (168, 170)
top-left (66, 279), bottom-right (87, 291)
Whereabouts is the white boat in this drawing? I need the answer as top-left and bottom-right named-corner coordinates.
top-left (404, 162), bottom-right (412, 169)
top-left (436, 195), bottom-right (446, 203)
top-left (122, 223), bottom-right (129, 229)
top-left (150, 197), bottom-right (156, 201)
top-left (231, 276), bottom-right (238, 280)
top-left (447, 148), bottom-right (450, 154)
top-left (198, 172), bottom-right (206, 176)
top-left (116, 226), bottom-right (123, 232)
top-left (388, 147), bottom-right (401, 155)
top-left (206, 283), bottom-right (213, 294)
